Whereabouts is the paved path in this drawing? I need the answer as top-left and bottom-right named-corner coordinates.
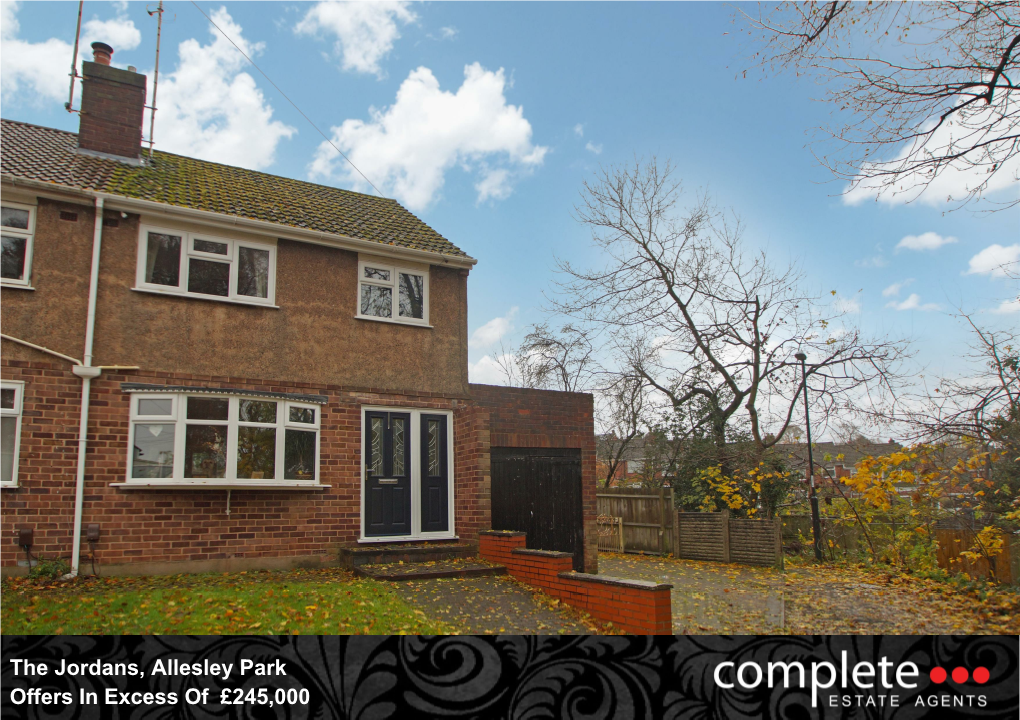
top-left (389, 573), bottom-right (601, 634)
top-left (597, 553), bottom-right (1020, 635)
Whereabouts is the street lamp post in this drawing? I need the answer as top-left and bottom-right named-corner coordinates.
top-left (795, 352), bottom-right (824, 561)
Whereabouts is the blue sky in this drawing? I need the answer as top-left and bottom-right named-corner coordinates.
top-left (3, 1), bottom-right (1017, 390)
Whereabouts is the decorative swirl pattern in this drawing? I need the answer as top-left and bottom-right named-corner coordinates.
top-left (0, 635), bottom-right (1016, 719)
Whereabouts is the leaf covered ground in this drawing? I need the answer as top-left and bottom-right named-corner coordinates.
top-left (0, 567), bottom-right (455, 635)
top-left (597, 553), bottom-right (1020, 634)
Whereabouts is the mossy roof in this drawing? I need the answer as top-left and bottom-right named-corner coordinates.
top-left (0, 118), bottom-right (470, 259)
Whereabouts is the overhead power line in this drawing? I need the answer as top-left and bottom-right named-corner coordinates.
top-left (188, 1), bottom-right (384, 197)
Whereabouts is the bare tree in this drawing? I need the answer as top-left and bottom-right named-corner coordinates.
top-left (595, 375), bottom-right (647, 488)
top-left (739, 2), bottom-right (1020, 209)
top-left (490, 323), bottom-right (599, 392)
top-left (556, 158), bottom-right (906, 471)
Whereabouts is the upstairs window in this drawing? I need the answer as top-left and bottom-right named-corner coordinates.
top-left (1, 203), bottom-right (35, 287)
top-left (357, 260), bottom-right (429, 325)
top-left (136, 226), bottom-right (275, 305)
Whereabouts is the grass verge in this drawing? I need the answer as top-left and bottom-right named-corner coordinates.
top-left (1, 567), bottom-right (454, 635)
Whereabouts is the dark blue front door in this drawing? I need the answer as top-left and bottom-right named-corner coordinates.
top-left (420, 414), bottom-right (449, 533)
top-left (364, 411), bottom-right (412, 536)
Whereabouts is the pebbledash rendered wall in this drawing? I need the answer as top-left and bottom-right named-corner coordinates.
top-left (0, 359), bottom-right (491, 575)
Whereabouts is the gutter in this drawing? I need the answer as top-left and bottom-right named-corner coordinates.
top-left (1, 175), bottom-right (478, 269)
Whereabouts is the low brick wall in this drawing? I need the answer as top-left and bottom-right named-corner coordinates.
top-left (676, 512), bottom-right (782, 567)
top-left (480, 531), bottom-right (672, 634)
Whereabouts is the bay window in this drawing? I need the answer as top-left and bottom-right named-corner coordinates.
top-left (127, 391), bottom-right (320, 485)
top-left (357, 260), bottom-right (429, 325)
top-left (136, 226), bottom-right (276, 305)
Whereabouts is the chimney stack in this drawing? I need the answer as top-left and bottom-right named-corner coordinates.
top-left (78, 42), bottom-right (147, 161)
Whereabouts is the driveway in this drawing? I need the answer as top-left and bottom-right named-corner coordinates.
top-left (597, 553), bottom-right (1020, 635)
top-left (390, 573), bottom-right (607, 634)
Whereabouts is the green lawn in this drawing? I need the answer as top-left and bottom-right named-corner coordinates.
top-left (1, 567), bottom-right (454, 635)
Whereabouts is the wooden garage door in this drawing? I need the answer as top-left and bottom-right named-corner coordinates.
top-left (491, 447), bottom-right (584, 571)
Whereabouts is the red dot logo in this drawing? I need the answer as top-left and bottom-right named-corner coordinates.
top-left (952, 667), bottom-right (969, 683)
top-left (930, 667), bottom-right (947, 683)
top-left (973, 667), bottom-right (990, 684)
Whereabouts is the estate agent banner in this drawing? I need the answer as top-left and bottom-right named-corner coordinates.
top-left (3, 634), bottom-right (1018, 719)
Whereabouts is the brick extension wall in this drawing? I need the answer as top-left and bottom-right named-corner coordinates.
top-left (469, 384), bottom-right (598, 573)
top-left (479, 531), bottom-right (672, 635)
top-left (0, 360), bottom-right (488, 574)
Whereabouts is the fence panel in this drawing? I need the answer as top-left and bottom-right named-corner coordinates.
top-left (935, 528), bottom-right (1017, 584)
top-left (596, 488), bottom-right (674, 554)
top-left (676, 513), bottom-right (728, 562)
top-left (676, 511), bottom-right (782, 567)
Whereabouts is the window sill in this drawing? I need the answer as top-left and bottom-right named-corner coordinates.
top-left (131, 287), bottom-right (279, 309)
top-left (111, 481), bottom-right (329, 490)
top-left (358, 534), bottom-right (458, 543)
top-left (1, 283), bottom-right (34, 291)
top-left (354, 315), bottom-right (432, 329)
top-left (0, 483), bottom-right (19, 490)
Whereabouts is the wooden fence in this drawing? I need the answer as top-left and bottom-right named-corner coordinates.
top-left (675, 511), bottom-right (783, 567)
top-left (596, 515), bottom-right (625, 553)
top-left (596, 487), bottom-right (674, 554)
top-left (935, 528), bottom-right (1019, 584)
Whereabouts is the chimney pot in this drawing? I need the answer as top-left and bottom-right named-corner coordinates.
top-left (91, 42), bottom-right (114, 65)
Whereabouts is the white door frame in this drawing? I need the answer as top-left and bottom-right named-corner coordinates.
top-left (359, 405), bottom-right (456, 542)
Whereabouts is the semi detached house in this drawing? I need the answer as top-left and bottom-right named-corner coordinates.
top-left (1, 44), bottom-right (597, 578)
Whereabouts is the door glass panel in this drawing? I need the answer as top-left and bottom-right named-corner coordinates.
top-left (239, 399), bottom-right (276, 423)
top-left (369, 417), bottom-right (384, 474)
top-left (1, 235), bottom-right (27, 280)
top-left (360, 284), bottom-right (392, 317)
top-left (392, 418), bottom-right (405, 476)
top-left (184, 425), bottom-right (227, 478)
top-left (237, 246), bottom-right (270, 298)
top-left (188, 258), bottom-right (230, 296)
top-left (237, 426), bottom-right (276, 479)
top-left (398, 273), bottom-right (424, 319)
top-left (1, 416), bottom-right (17, 484)
top-left (131, 424), bottom-right (175, 478)
top-left (194, 238), bottom-right (229, 255)
top-left (285, 429), bottom-right (316, 480)
top-left (138, 398), bottom-right (173, 416)
top-left (428, 419), bottom-right (440, 476)
top-left (145, 232), bottom-right (181, 287)
top-left (1, 207), bottom-right (30, 229)
top-left (187, 397), bottom-right (228, 420)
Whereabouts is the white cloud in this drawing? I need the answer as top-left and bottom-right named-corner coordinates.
top-left (574, 123), bottom-right (584, 137)
top-left (895, 232), bottom-right (957, 252)
top-left (309, 63), bottom-right (548, 209)
top-left (295, 1), bottom-right (416, 77)
top-left (468, 354), bottom-right (513, 385)
top-left (834, 294), bottom-right (861, 314)
top-left (469, 307), bottom-right (518, 348)
top-left (1, 2), bottom-right (140, 104)
top-left (585, 141), bottom-right (603, 155)
top-left (966, 243), bottom-right (1020, 278)
top-left (882, 279), bottom-right (914, 297)
top-left (854, 253), bottom-right (888, 268)
top-left (439, 26), bottom-right (457, 40)
top-left (992, 298), bottom-right (1020, 314)
top-left (886, 293), bottom-right (940, 312)
top-left (843, 89), bottom-right (1020, 207)
top-left (151, 8), bottom-right (295, 170)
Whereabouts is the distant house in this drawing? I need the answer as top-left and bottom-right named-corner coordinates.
top-left (1, 43), bottom-right (598, 576)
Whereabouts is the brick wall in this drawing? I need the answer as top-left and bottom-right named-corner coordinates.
top-left (469, 384), bottom-right (598, 573)
top-left (479, 531), bottom-right (672, 635)
top-left (78, 62), bottom-right (146, 159)
top-left (0, 359), bottom-right (486, 575)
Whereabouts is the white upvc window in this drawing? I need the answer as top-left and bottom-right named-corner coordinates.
top-left (1, 381), bottom-right (25, 488)
top-left (127, 392), bottom-right (320, 485)
top-left (357, 260), bottom-right (429, 326)
top-left (135, 225), bottom-right (276, 305)
top-left (1, 202), bottom-right (35, 287)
